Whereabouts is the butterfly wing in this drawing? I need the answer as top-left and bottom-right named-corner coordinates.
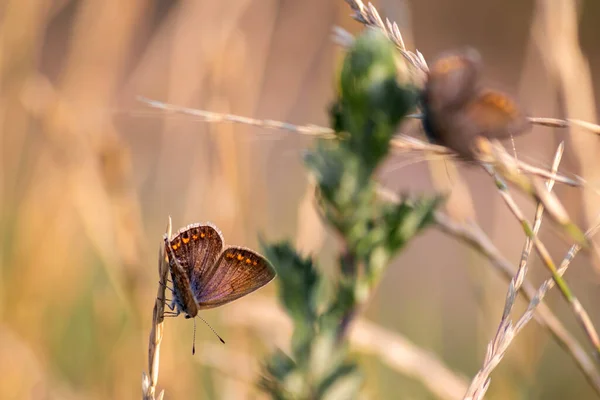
top-left (423, 48), bottom-right (482, 146)
top-left (431, 89), bottom-right (531, 159)
top-left (195, 246), bottom-right (276, 309)
top-left (464, 89), bottom-right (531, 140)
top-left (166, 223), bottom-right (224, 282)
top-left (165, 223), bottom-right (224, 316)
top-left (425, 48), bottom-right (482, 112)
top-left (165, 243), bottom-right (198, 317)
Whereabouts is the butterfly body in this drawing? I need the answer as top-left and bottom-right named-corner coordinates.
top-left (164, 223), bottom-right (276, 319)
top-left (422, 48), bottom-right (531, 159)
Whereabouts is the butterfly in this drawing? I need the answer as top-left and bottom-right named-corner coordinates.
top-left (421, 48), bottom-right (531, 160)
top-left (163, 222), bottom-right (276, 326)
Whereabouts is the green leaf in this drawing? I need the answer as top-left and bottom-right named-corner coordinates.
top-left (319, 363), bottom-right (363, 400)
top-left (261, 242), bottom-right (321, 324)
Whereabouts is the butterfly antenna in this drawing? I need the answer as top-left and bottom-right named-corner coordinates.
top-left (196, 315), bottom-right (226, 344)
top-left (192, 318), bottom-right (197, 355)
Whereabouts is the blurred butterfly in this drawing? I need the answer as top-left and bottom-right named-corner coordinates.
top-left (164, 222), bottom-right (276, 347)
top-left (421, 48), bottom-right (531, 160)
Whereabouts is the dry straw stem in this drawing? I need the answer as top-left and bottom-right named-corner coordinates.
top-left (476, 146), bottom-right (600, 362)
top-left (464, 219), bottom-right (600, 400)
top-left (376, 186), bottom-right (600, 395)
top-left (137, 96), bottom-right (335, 138)
top-left (464, 144), bottom-right (563, 399)
top-left (223, 297), bottom-right (468, 400)
top-left (476, 139), bottom-right (587, 246)
top-left (142, 218), bottom-right (172, 400)
top-left (138, 96), bottom-right (583, 189)
top-left (516, 215), bottom-right (600, 340)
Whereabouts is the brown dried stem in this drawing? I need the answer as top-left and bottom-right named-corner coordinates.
top-left (137, 97), bottom-right (583, 188)
top-left (463, 144), bottom-right (563, 399)
top-left (463, 218), bottom-right (600, 400)
top-left (376, 187), bottom-right (600, 395)
top-left (142, 218), bottom-right (172, 400)
top-left (478, 153), bottom-right (600, 360)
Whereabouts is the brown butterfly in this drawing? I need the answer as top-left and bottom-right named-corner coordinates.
top-left (421, 48), bottom-right (531, 160)
top-left (163, 223), bottom-right (276, 347)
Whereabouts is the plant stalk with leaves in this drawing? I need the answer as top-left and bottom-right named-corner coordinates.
top-left (259, 29), bottom-right (441, 400)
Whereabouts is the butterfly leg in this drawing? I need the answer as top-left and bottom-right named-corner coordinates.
top-left (163, 303), bottom-right (180, 317)
top-left (158, 279), bottom-right (175, 294)
top-left (163, 299), bottom-right (175, 310)
top-left (163, 311), bottom-right (179, 318)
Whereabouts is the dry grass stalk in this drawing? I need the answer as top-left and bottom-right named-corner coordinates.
top-left (529, 117), bottom-right (600, 134)
top-left (138, 96), bottom-right (584, 188)
top-left (476, 139), bottom-right (587, 244)
top-left (376, 186), bottom-right (600, 395)
top-left (142, 218), bottom-right (172, 400)
top-left (517, 216), bottom-right (600, 335)
top-left (476, 145), bottom-right (600, 360)
top-left (403, 113), bottom-right (600, 136)
top-left (464, 144), bottom-right (563, 399)
top-left (137, 96), bottom-right (335, 138)
top-left (464, 218), bottom-right (600, 399)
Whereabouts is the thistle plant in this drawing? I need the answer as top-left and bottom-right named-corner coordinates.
top-left (259, 29), bottom-right (440, 399)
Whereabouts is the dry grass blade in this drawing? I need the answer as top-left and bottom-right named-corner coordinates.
top-left (138, 97), bottom-right (583, 188)
top-left (142, 217), bottom-right (172, 400)
top-left (517, 216), bottom-right (600, 332)
top-left (529, 117), bottom-right (600, 134)
top-left (463, 217), bottom-right (600, 399)
top-left (406, 113), bottom-right (600, 136)
top-left (137, 96), bottom-right (335, 138)
top-left (509, 143), bottom-right (563, 319)
top-left (477, 139), bottom-right (587, 245)
top-left (376, 186), bottom-right (600, 395)
top-left (476, 154), bottom-right (600, 366)
top-left (463, 144), bottom-right (563, 399)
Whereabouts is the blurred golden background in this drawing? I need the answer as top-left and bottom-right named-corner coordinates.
top-left (2, 0), bottom-right (600, 399)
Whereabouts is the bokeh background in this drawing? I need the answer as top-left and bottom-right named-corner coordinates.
top-left (2, 0), bottom-right (600, 399)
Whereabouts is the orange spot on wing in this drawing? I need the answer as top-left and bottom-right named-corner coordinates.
top-left (481, 92), bottom-right (517, 116)
top-left (237, 254), bottom-right (244, 261)
top-left (433, 56), bottom-right (465, 75)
